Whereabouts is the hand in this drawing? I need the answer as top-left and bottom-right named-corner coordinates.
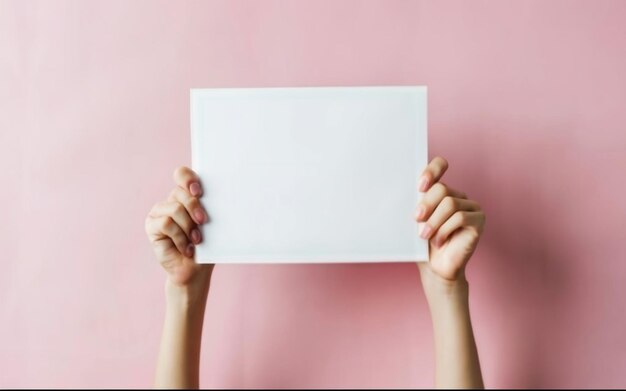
top-left (415, 157), bottom-right (486, 286)
top-left (145, 166), bottom-right (213, 288)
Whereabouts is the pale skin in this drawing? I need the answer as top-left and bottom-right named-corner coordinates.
top-left (145, 156), bottom-right (485, 389)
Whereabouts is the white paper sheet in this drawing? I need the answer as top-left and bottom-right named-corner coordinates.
top-left (191, 86), bottom-right (428, 263)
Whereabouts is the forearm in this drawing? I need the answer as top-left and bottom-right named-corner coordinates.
top-left (422, 273), bottom-right (484, 389)
top-left (154, 272), bottom-right (211, 389)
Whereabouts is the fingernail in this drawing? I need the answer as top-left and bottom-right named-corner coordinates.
top-left (194, 208), bottom-right (205, 224)
top-left (191, 228), bottom-right (202, 244)
top-left (418, 176), bottom-right (429, 192)
top-left (190, 182), bottom-right (202, 197)
top-left (416, 205), bottom-right (425, 220)
top-left (420, 224), bottom-right (432, 239)
top-left (186, 243), bottom-right (195, 257)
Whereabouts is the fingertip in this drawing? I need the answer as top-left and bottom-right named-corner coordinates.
top-left (417, 175), bottom-right (428, 192)
top-left (173, 166), bottom-right (200, 190)
top-left (434, 156), bottom-right (449, 170)
top-left (419, 224), bottom-right (432, 239)
top-left (425, 156), bottom-right (449, 184)
top-left (415, 205), bottom-right (425, 221)
top-left (191, 228), bottom-right (202, 244)
top-left (189, 182), bottom-right (202, 197)
top-left (186, 243), bottom-right (195, 257)
top-left (193, 208), bottom-right (206, 224)
top-left (173, 166), bottom-right (188, 181)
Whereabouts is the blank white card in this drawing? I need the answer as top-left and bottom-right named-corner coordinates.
top-left (191, 86), bottom-right (428, 263)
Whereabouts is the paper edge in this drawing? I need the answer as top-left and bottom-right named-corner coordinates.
top-left (191, 86), bottom-right (429, 264)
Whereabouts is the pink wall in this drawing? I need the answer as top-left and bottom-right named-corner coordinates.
top-left (1, 0), bottom-right (625, 388)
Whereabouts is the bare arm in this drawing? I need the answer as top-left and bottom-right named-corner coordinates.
top-left (146, 166), bottom-right (213, 389)
top-left (420, 268), bottom-right (483, 388)
top-left (415, 157), bottom-right (485, 388)
top-left (155, 269), bottom-right (212, 388)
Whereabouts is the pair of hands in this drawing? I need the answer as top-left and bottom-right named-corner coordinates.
top-left (145, 157), bottom-right (485, 291)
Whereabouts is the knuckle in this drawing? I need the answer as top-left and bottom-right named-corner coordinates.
top-left (443, 196), bottom-right (456, 209)
top-left (460, 212), bottom-right (469, 225)
top-left (173, 166), bottom-right (186, 180)
top-left (173, 202), bottom-right (185, 215)
top-left (162, 216), bottom-right (175, 230)
top-left (454, 211), bottom-right (467, 224)
top-left (168, 188), bottom-right (178, 200)
top-left (149, 201), bottom-right (162, 216)
top-left (188, 196), bottom-right (200, 210)
top-left (173, 230), bottom-right (186, 242)
top-left (433, 182), bottom-right (446, 194)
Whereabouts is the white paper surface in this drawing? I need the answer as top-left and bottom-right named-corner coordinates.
top-left (191, 86), bottom-right (428, 263)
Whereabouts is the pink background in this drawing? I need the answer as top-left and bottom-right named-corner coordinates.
top-left (1, 0), bottom-right (625, 388)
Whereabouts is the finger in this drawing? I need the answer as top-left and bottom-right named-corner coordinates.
top-left (439, 182), bottom-right (467, 199)
top-left (431, 211), bottom-right (485, 247)
top-left (419, 197), bottom-right (480, 240)
top-left (149, 201), bottom-right (202, 244)
top-left (173, 166), bottom-right (203, 197)
top-left (168, 186), bottom-right (208, 225)
top-left (418, 156), bottom-right (448, 192)
top-left (416, 182), bottom-right (468, 222)
top-left (146, 215), bottom-right (194, 257)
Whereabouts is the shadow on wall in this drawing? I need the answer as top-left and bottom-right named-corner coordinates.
top-left (446, 121), bottom-right (585, 388)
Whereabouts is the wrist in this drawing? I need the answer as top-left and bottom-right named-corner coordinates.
top-left (419, 265), bottom-right (470, 305)
top-left (165, 267), bottom-right (212, 313)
